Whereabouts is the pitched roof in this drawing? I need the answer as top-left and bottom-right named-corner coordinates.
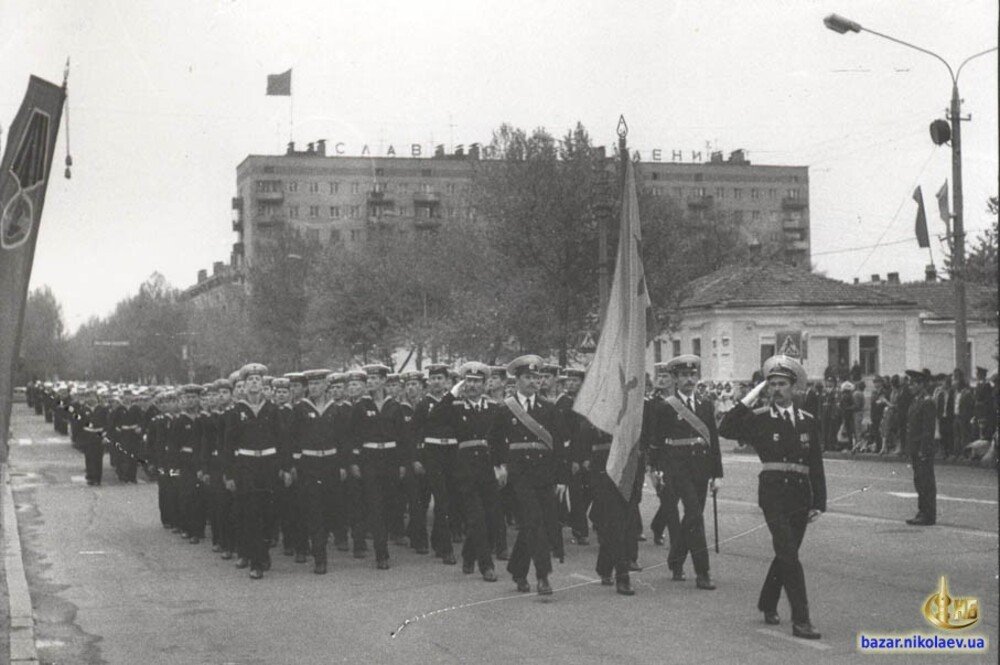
top-left (679, 263), bottom-right (915, 310)
top-left (864, 281), bottom-right (996, 321)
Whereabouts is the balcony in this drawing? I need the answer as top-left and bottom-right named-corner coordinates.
top-left (367, 190), bottom-right (395, 207)
top-left (231, 197), bottom-right (243, 211)
top-left (786, 239), bottom-right (810, 251)
top-left (782, 217), bottom-right (807, 230)
top-left (254, 216), bottom-right (286, 228)
top-left (413, 191), bottom-right (442, 205)
top-left (232, 218), bottom-right (244, 233)
top-left (255, 191), bottom-right (284, 202)
top-left (781, 196), bottom-right (808, 210)
top-left (687, 195), bottom-right (713, 210)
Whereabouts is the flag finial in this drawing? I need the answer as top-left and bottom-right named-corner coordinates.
top-left (617, 115), bottom-right (628, 139)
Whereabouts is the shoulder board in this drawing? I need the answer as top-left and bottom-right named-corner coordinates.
top-left (753, 406), bottom-right (771, 415)
top-left (798, 409), bottom-right (814, 419)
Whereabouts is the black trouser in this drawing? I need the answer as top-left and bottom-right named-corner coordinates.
top-left (568, 470), bottom-right (592, 539)
top-left (119, 434), bottom-right (140, 482)
top-left (275, 483), bottom-right (303, 553)
top-left (208, 483), bottom-right (235, 551)
top-left (83, 434), bottom-right (104, 485)
top-left (458, 471), bottom-right (501, 573)
top-left (158, 474), bottom-right (179, 527)
top-left (234, 460), bottom-right (278, 571)
top-left (495, 484), bottom-right (515, 555)
top-left (506, 476), bottom-right (556, 581)
top-left (911, 453), bottom-right (936, 522)
top-left (590, 470), bottom-right (631, 580)
top-left (663, 468), bottom-right (710, 576)
top-left (759, 506), bottom-right (810, 625)
top-left (298, 470), bottom-right (342, 563)
top-left (413, 446), bottom-right (459, 556)
top-left (179, 468), bottom-right (206, 538)
top-left (338, 475), bottom-right (367, 552)
top-left (362, 452), bottom-right (401, 560)
top-left (651, 477), bottom-right (680, 542)
top-left (938, 418), bottom-right (954, 457)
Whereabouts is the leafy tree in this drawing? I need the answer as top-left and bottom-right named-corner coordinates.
top-left (17, 286), bottom-right (65, 382)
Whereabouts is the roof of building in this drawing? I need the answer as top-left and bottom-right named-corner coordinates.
top-left (679, 263), bottom-right (915, 310)
top-left (864, 281), bottom-right (996, 321)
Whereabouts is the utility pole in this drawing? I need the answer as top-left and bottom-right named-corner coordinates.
top-left (948, 83), bottom-right (969, 377)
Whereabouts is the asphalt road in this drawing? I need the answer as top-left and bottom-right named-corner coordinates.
top-left (5, 404), bottom-right (998, 664)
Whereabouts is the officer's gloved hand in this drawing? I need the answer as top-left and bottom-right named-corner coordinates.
top-left (571, 461), bottom-right (580, 475)
top-left (808, 509), bottom-right (823, 523)
top-left (339, 468), bottom-right (347, 482)
top-left (349, 464), bottom-right (361, 479)
top-left (709, 477), bottom-right (723, 492)
top-left (225, 478), bottom-right (236, 492)
top-left (281, 471), bottom-right (293, 488)
top-left (741, 381), bottom-right (768, 407)
top-left (412, 460), bottom-right (425, 476)
top-left (202, 473), bottom-right (211, 486)
top-left (494, 464), bottom-right (508, 488)
top-left (582, 460), bottom-right (590, 471)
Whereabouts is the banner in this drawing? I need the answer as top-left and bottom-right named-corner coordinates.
top-left (913, 186), bottom-right (930, 249)
top-left (266, 69), bottom-right (292, 96)
top-left (0, 76), bottom-right (65, 459)
top-left (572, 158), bottom-right (651, 501)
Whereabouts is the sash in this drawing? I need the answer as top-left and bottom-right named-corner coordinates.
top-left (665, 395), bottom-right (711, 443)
top-left (504, 396), bottom-right (553, 450)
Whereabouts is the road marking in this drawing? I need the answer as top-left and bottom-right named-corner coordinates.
top-left (887, 491), bottom-right (997, 506)
top-left (70, 475), bottom-right (87, 483)
top-left (757, 628), bottom-right (831, 651)
top-left (78, 550), bottom-right (106, 555)
top-left (15, 438), bottom-right (32, 445)
top-left (569, 573), bottom-right (600, 583)
top-left (42, 437), bottom-right (65, 444)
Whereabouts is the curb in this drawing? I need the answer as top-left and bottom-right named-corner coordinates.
top-left (2, 466), bottom-right (38, 664)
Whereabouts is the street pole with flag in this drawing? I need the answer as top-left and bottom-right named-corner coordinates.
top-left (0, 75), bottom-right (67, 464)
top-left (913, 185), bottom-right (934, 268)
top-left (266, 69), bottom-right (293, 143)
top-left (572, 119), bottom-right (651, 502)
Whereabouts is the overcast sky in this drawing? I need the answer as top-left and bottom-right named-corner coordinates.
top-left (2, 0), bottom-right (997, 332)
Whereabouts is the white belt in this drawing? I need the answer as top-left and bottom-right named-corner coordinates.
top-left (424, 437), bottom-right (458, 445)
top-left (458, 439), bottom-right (487, 450)
top-left (180, 446), bottom-right (194, 453)
top-left (509, 441), bottom-right (547, 451)
top-left (211, 450), bottom-right (219, 457)
top-left (236, 447), bottom-right (278, 457)
top-left (362, 441), bottom-right (397, 450)
top-left (300, 448), bottom-right (338, 457)
top-left (761, 462), bottom-right (809, 475)
top-left (119, 425), bottom-right (141, 432)
top-left (83, 426), bottom-right (103, 433)
top-left (664, 437), bottom-right (705, 447)
top-left (169, 469), bottom-right (181, 477)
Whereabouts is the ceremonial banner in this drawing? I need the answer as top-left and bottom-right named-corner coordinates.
top-left (266, 69), bottom-right (292, 96)
top-left (913, 186), bottom-right (930, 249)
top-left (573, 158), bottom-right (651, 501)
top-left (0, 76), bottom-right (65, 459)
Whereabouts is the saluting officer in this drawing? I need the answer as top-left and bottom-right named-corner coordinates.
top-left (352, 365), bottom-right (412, 569)
top-left (641, 355), bottom-right (721, 590)
top-left (488, 355), bottom-right (566, 595)
top-left (719, 355), bottom-right (825, 640)
top-left (222, 363), bottom-right (286, 579)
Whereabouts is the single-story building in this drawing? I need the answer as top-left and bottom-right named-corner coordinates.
top-left (653, 263), bottom-right (997, 382)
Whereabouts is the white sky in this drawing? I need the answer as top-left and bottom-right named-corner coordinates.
top-left (2, 0), bottom-right (997, 331)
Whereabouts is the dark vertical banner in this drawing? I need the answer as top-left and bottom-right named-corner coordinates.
top-left (0, 76), bottom-right (65, 461)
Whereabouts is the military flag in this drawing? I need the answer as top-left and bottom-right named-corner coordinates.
top-left (0, 76), bottom-right (66, 459)
top-left (913, 186), bottom-right (930, 249)
top-left (573, 157), bottom-right (651, 501)
top-left (935, 180), bottom-right (952, 241)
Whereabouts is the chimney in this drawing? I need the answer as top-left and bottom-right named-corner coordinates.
top-left (469, 143), bottom-right (480, 160)
top-left (286, 141), bottom-right (295, 155)
top-left (316, 139), bottom-right (326, 156)
top-left (197, 269), bottom-right (207, 283)
top-left (728, 149), bottom-right (748, 165)
top-left (887, 272), bottom-right (900, 284)
top-left (454, 144), bottom-right (464, 157)
top-left (307, 142), bottom-right (314, 154)
top-left (710, 151), bottom-right (724, 164)
top-left (434, 144), bottom-right (445, 158)
top-left (594, 146), bottom-right (606, 160)
top-left (853, 277), bottom-right (860, 284)
top-left (213, 261), bottom-right (224, 276)
top-left (870, 274), bottom-right (881, 283)
top-left (925, 264), bottom-right (937, 282)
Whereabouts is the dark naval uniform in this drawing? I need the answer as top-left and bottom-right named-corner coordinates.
top-left (410, 387), bottom-right (462, 562)
top-left (905, 375), bottom-right (937, 525)
top-left (454, 393), bottom-right (501, 577)
top-left (720, 401), bottom-right (826, 627)
top-left (174, 407), bottom-right (207, 541)
top-left (642, 390), bottom-right (722, 580)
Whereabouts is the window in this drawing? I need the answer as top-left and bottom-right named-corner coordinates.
top-left (692, 338), bottom-right (701, 357)
top-left (351, 182), bottom-right (360, 194)
top-left (859, 336), bottom-right (879, 375)
top-left (375, 168), bottom-right (385, 177)
top-left (672, 339), bottom-right (681, 357)
top-left (651, 172), bottom-right (660, 181)
top-left (287, 181), bottom-right (298, 192)
top-left (288, 205), bottom-right (299, 218)
top-left (329, 182), bottom-right (339, 194)
top-left (751, 210), bottom-right (761, 221)
top-left (256, 180), bottom-right (282, 193)
top-left (696, 187), bottom-right (707, 197)
top-left (768, 188), bottom-right (776, 199)
top-left (760, 343), bottom-right (776, 366)
top-left (309, 205), bottom-right (319, 218)
top-left (306, 228), bottom-right (320, 243)
top-left (350, 229), bottom-right (364, 242)
top-left (786, 188), bottom-right (798, 199)
top-left (446, 183), bottom-right (456, 195)
top-left (654, 340), bottom-right (663, 363)
top-left (398, 182), bottom-right (409, 193)
top-left (309, 182), bottom-right (319, 193)
top-left (750, 188), bottom-right (760, 199)
top-left (257, 202), bottom-right (280, 217)
top-left (419, 183), bottom-right (431, 193)
top-left (373, 182), bottom-right (387, 193)
top-left (715, 186), bottom-right (725, 198)
top-left (421, 168), bottom-right (432, 177)
top-left (673, 187), bottom-right (683, 198)
top-left (329, 229), bottom-right (341, 243)
top-left (348, 205), bottom-right (360, 218)
top-left (398, 206), bottom-right (408, 217)
top-left (733, 188), bottom-right (743, 199)
top-left (329, 206), bottom-right (340, 218)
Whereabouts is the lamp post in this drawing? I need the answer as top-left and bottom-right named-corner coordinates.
top-left (824, 13), bottom-right (997, 377)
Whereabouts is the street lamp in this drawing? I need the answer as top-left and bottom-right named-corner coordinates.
top-left (824, 13), bottom-right (997, 378)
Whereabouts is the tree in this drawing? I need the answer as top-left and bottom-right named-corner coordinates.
top-left (17, 286), bottom-right (65, 382)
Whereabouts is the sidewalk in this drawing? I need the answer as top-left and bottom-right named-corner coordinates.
top-left (2, 462), bottom-right (37, 664)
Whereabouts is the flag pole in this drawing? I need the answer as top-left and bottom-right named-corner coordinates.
top-left (289, 92), bottom-right (294, 144)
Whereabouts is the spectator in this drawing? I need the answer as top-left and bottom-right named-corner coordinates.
top-left (850, 361), bottom-right (863, 383)
top-left (822, 377), bottom-right (841, 451)
top-left (935, 373), bottom-right (955, 459)
top-left (974, 367), bottom-right (996, 444)
top-left (896, 375), bottom-right (913, 458)
top-left (839, 381), bottom-right (856, 451)
top-left (851, 381), bottom-right (866, 452)
top-left (871, 376), bottom-right (888, 452)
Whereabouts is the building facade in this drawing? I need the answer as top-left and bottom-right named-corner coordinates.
top-left (225, 141), bottom-right (809, 270)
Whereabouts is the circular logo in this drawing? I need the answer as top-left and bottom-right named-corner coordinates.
top-left (1, 190), bottom-right (35, 250)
